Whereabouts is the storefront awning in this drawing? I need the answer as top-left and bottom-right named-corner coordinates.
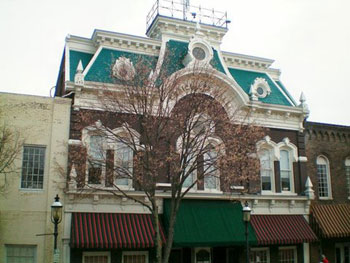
top-left (163, 199), bottom-right (257, 247)
top-left (251, 215), bottom-right (318, 245)
top-left (71, 213), bottom-right (166, 249)
top-left (311, 204), bottom-right (350, 238)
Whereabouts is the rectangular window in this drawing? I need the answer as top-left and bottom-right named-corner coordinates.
top-left (250, 248), bottom-right (269, 263)
top-left (122, 251), bottom-right (148, 263)
top-left (183, 149), bottom-right (196, 189)
top-left (279, 247), bottom-right (297, 263)
top-left (260, 149), bottom-right (273, 191)
top-left (88, 135), bottom-right (104, 184)
top-left (115, 142), bottom-right (133, 186)
top-left (6, 245), bottom-right (36, 263)
top-left (21, 146), bottom-right (46, 189)
top-left (280, 150), bottom-right (291, 191)
top-left (336, 243), bottom-right (350, 263)
top-left (204, 148), bottom-right (219, 190)
top-left (83, 252), bottom-right (110, 263)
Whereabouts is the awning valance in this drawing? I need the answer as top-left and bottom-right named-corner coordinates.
top-left (71, 213), bottom-right (166, 249)
top-left (163, 199), bottom-right (257, 247)
top-left (311, 204), bottom-right (350, 238)
top-left (251, 215), bottom-right (318, 245)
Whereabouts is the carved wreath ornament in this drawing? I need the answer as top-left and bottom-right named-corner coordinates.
top-left (112, 57), bottom-right (136, 81)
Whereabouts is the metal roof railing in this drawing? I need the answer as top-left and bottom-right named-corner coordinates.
top-left (146, 0), bottom-right (229, 31)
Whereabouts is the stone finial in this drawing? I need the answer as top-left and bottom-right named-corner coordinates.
top-left (304, 176), bottom-right (315, 200)
top-left (74, 60), bottom-right (84, 86)
top-left (299, 92), bottom-right (309, 116)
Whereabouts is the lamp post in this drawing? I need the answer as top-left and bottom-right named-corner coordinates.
top-left (51, 194), bottom-right (63, 262)
top-left (243, 201), bottom-right (251, 263)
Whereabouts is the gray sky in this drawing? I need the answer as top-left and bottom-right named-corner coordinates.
top-left (1, 0), bottom-right (349, 125)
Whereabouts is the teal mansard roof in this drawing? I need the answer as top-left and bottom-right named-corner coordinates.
top-left (228, 68), bottom-right (294, 107)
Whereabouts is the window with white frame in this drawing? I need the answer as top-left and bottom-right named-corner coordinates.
top-left (21, 146), bottom-right (46, 189)
top-left (195, 248), bottom-right (211, 263)
top-left (250, 247), bottom-right (270, 263)
top-left (278, 247), bottom-right (297, 263)
top-left (183, 147), bottom-right (197, 189)
top-left (280, 150), bottom-right (292, 192)
top-left (122, 251), bottom-right (148, 263)
top-left (335, 243), bottom-right (350, 263)
top-left (114, 141), bottom-right (133, 187)
top-left (317, 155), bottom-right (332, 198)
top-left (6, 245), bottom-right (37, 263)
top-left (83, 251), bottom-right (110, 263)
top-left (259, 149), bottom-right (274, 192)
top-left (204, 144), bottom-right (220, 191)
top-left (345, 158), bottom-right (350, 197)
top-left (87, 135), bottom-right (105, 184)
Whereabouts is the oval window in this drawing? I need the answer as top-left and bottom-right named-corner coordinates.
top-left (192, 47), bottom-right (206, 60)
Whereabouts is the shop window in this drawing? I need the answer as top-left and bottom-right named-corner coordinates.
top-left (195, 248), bottom-right (211, 263)
top-left (21, 146), bottom-right (46, 189)
top-left (316, 155), bottom-right (332, 199)
top-left (278, 247), bottom-right (297, 263)
top-left (250, 247), bottom-right (270, 263)
top-left (83, 252), bottom-right (110, 263)
top-left (335, 243), bottom-right (350, 263)
top-left (122, 251), bottom-right (148, 263)
top-left (6, 245), bottom-right (36, 263)
top-left (345, 158), bottom-right (350, 198)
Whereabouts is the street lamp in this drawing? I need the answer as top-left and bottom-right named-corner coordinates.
top-left (51, 194), bottom-right (63, 252)
top-left (243, 201), bottom-right (251, 263)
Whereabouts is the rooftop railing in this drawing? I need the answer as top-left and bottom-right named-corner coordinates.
top-left (146, 0), bottom-right (229, 31)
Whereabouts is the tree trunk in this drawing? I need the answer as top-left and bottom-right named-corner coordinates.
top-left (153, 203), bottom-right (163, 263)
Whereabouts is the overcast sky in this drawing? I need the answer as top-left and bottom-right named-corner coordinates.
top-left (1, 0), bottom-right (349, 125)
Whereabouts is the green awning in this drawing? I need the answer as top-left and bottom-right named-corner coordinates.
top-left (163, 199), bottom-right (257, 247)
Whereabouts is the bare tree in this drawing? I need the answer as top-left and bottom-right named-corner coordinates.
top-left (0, 112), bottom-right (22, 193)
top-left (68, 55), bottom-right (265, 263)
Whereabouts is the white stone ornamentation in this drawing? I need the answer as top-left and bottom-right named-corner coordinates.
top-left (112, 57), bottom-right (136, 81)
top-left (249, 77), bottom-right (271, 100)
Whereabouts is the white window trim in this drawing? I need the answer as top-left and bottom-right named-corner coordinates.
top-left (277, 138), bottom-right (298, 194)
top-left (257, 136), bottom-right (278, 194)
top-left (316, 155), bottom-right (333, 200)
top-left (82, 122), bottom-right (140, 189)
top-left (83, 251), bottom-right (111, 263)
top-left (250, 247), bottom-right (270, 263)
top-left (122, 251), bottom-right (149, 263)
top-left (335, 242), bottom-right (350, 263)
top-left (278, 246), bottom-right (297, 263)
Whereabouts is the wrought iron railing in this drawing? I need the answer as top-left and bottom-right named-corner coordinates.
top-left (146, 0), bottom-right (229, 31)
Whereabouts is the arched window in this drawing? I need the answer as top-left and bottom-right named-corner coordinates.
top-left (316, 155), bottom-right (332, 198)
top-left (345, 157), bottom-right (350, 197)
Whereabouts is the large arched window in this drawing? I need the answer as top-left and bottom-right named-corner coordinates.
top-left (316, 155), bottom-right (332, 198)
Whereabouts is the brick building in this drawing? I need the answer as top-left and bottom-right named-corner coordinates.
top-left (305, 122), bottom-right (350, 263)
top-left (53, 1), bottom-right (318, 263)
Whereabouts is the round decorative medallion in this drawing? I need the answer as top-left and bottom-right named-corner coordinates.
top-left (112, 57), bottom-right (135, 81)
top-left (192, 47), bottom-right (206, 60)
